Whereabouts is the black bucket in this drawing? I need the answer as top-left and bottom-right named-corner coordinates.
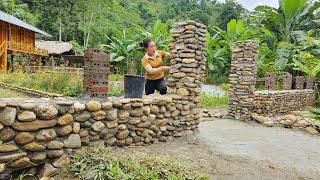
top-left (124, 75), bottom-right (145, 98)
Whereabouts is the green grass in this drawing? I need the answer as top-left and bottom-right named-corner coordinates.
top-left (65, 146), bottom-right (208, 180)
top-left (219, 83), bottom-right (230, 91)
top-left (108, 86), bottom-right (123, 97)
top-left (0, 71), bottom-right (83, 97)
top-left (109, 74), bottom-right (124, 81)
top-left (0, 72), bottom-right (125, 97)
top-left (200, 93), bottom-right (228, 108)
top-left (0, 88), bottom-right (27, 98)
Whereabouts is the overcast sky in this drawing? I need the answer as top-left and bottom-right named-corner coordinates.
top-left (218, 0), bottom-right (279, 10)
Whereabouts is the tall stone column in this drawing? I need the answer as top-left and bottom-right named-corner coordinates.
top-left (228, 40), bottom-right (259, 121)
top-left (167, 20), bottom-right (206, 130)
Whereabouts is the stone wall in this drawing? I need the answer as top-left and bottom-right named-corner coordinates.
top-left (253, 90), bottom-right (315, 116)
top-left (227, 40), bottom-right (259, 121)
top-left (228, 41), bottom-right (315, 120)
top-left (0, 95), bottom-right (198, 175)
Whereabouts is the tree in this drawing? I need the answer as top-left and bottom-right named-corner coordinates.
top-left (23, 0), bottom-right (79, 42)
top-left (0, 0), bottom-right (37, 25)
top-left (215, 0), bottom-right (245, 30)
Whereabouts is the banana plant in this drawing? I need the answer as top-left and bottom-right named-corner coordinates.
top-left (255, 0), bottom-right (320, 42)
top-left (102, 30), bottom-right (139, 74)
top-left (292, 58), bottom-right (320, 78)
top-left (205, 32), bottom-right (230, 80)
top-left (211, 19), bottom-right (254, 48)
top-left (292, 53), bottom-right (320, 97)
top-left (134, 20), bottom-right (172, 51)
top-left (205, 19), bottom-right (256, 83)
top-left (274, 41), bottom-right (293, 72)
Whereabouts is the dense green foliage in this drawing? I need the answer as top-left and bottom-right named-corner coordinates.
top-left (1, 0), bottom-right (319, 85)
top-left (65, 146), bottom-right (208, 179)
top-left (0, 0), bottom-right (245, 81)
top-left (1, 0), bottom-right (243, 48)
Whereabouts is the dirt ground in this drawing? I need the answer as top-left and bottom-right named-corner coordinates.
top-left (55, 118), bottom-right (320, 180)
top-left (124, 119), bottom-right (320, 180)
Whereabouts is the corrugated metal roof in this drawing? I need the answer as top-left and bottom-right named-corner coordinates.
top-left (0, 10), bottom-right (51, 37)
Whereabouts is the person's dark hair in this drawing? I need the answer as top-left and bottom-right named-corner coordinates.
top-left (140, 39), bottom-right (152, 49)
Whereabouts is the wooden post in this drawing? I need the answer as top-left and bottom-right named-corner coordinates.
top-left (11, 53), bottom-right (14, 72)
top-left (0, 43), bottom-right (7, 74)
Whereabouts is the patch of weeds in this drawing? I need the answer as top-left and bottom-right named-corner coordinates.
top-left (109, 74), bottom-right (123, 81)
top-left (0, 88), bottom-right (27, 98)
top-left (307, 107), bottom-right (320, 121)
top-left (220, 83), bottom-right (230, 91)
top-left (0, 72), bottom-right (125, 97)
top-left (200, 93), bottom-right (228, 108)
top-left (0, 71), bottom-right (83, 97)
top-left (108, 86), bottom-right (123, 97)
top-left (15, 171), bottom-right (35, 180)
top-left (65, 146), bottom-right (208, 180)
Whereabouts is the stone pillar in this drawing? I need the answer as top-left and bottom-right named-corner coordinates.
top-left (295, 76), bottom-right (305, 90)
top-left (83, 49), bottom-right (110, 99)
top-left (167, 20), bottom-right (206, 129)
top-left (305, 77), bottom-right (314, 89)
top-left (264, 72), bottom-right (276, 90)
top-left (282, 73), bottom-right (292, 90)
top-left (228, 40), bottom-right (259, 121)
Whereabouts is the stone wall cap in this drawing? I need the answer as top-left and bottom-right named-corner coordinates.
top-left (0, 94), bottom-right (177, 107)
top-left (254, 89), bottom-right (315, 94)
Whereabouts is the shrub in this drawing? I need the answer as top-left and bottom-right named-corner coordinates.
top-left (65, 146), bottom-right (208, 180)
top-left (108, 86), bottom-right (123, 97)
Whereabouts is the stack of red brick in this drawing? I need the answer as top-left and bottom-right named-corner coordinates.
top-left (83, 49), bottom-right (110, 98)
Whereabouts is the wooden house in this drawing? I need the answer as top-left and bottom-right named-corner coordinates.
top-left (0, 10), bottom-right (50, 73)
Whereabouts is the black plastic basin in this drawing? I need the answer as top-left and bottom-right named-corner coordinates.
top-left (124, 74), bottom-right (145, 98)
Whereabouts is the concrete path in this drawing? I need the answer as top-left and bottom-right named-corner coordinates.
top-left (198, 119), bottom-right (320, 174)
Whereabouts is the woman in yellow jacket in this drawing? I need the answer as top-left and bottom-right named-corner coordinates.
top-left (140, 39), bottom-right (170, 95)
